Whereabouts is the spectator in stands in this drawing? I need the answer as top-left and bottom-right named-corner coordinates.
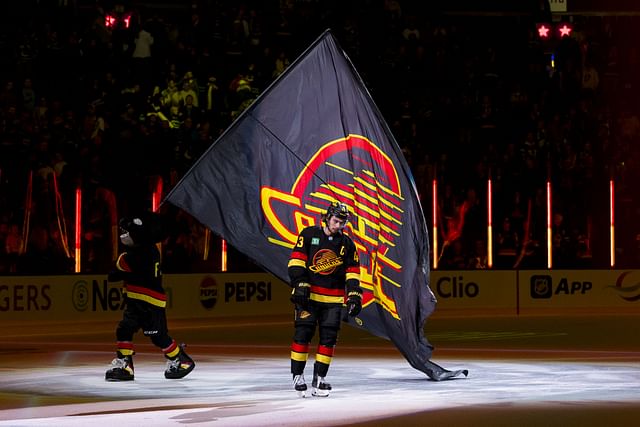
top-left (161, 79), bottom-right (182, 110)
top-left (181, 71), bottom-right (199, 107)
top-left (3, 222), bottom-right (23, 273)
top-left (18, 224), bottom-right (71, 274)
top-left (495, 217), bottom-right (520, 269)
top-left (0, 220), bottom-right (7, 274)
top-left (552, 212), bottom-right (573, 268)
top-left (272, 49), bottom-right (290, 78)
top-left (21, 78), bottom-right (36, 113)
top-left (132, 22), bottom-right (154, 91)
top-left (468, 239), bottom-right (489, 269)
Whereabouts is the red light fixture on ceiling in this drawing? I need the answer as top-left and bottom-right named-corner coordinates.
top-left (557, 23), bottom-right (573, 38)
top-left (536, 23), bottom-right (551, 40)
top-left (105, 14), bottom-right (117, 28)
top-left (105, 12), bottom-right (132, 29)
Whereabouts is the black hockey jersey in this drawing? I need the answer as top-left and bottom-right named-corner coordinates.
top-left (288, 225), bottom-right (361, 304)
top-left (112, 245), bottom-right (166, 307)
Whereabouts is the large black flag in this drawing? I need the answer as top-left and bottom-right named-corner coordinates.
top-left (165, 30), bottom-right (467, 380)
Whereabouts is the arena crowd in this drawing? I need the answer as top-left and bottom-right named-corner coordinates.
top-left (0, 1), bottom-right (638, 274)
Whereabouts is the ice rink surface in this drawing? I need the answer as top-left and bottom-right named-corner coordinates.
top-left (1, 314), bottom-right (639, 426)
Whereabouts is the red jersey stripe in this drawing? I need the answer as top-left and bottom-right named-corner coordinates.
top-left (290, 251), bottom-right (308, 261)
top-left (317, 345), bottom-right (335, 356)
top-left (291, 342), bottom-right (309, 353)
top-left (310, 286), bottom-right (345, 296)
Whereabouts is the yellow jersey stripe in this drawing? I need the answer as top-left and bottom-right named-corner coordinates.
top-left (310, 293), bottom-right (344, 304)
top-left (346, 272), bottom-right (360, 281)
top-left (166, 347), bottom-right (180, 358)
top-left (288, 259), bottom-right (307, 268)
top-left (126, 291), bottom-right (167, 307)
top-left (315, 353), bottom-right (332, 365)
top-left (291, 351), bottom-right (309, 362)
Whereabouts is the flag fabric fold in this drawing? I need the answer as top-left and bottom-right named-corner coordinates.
top-left (165, 29), bottom-right (467, 380)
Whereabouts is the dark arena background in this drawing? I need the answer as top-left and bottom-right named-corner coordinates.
top-left (1, 1), bottom-right (640, 426)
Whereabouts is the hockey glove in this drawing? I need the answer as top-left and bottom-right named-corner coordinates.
top-left (346, 290), bottom-right (362, 317)
top-left (291, 282), bottom-right (311, 308)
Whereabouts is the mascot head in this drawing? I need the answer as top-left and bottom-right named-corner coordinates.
top-left (119, 212), bottom-right (165, 246)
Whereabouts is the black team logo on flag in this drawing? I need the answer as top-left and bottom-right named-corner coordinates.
top-left (165, 30), bottom-right (467, 381)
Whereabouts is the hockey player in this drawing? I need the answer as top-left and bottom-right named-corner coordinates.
top-left (288, 201), bottom-right (363, 397)
top-left (105, 212), bottom-right (195, 381)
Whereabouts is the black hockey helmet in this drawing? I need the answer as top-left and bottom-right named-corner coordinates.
top-left (323, 201), bottom-right (350, 224)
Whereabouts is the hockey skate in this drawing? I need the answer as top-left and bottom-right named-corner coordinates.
top-left (292, 374), bottom-right (308, 398)
top-left (165, 346), bottom-right (195, 379)
top-left (105, 355), bottom-right (134, 381)
top-left (311, 375), bottom-right (331, 397)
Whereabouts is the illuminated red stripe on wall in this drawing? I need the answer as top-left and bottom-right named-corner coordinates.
top-left (610, 179), bottom-right (615, 267)
top-left (75, 187), bottom-right (82, 273)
